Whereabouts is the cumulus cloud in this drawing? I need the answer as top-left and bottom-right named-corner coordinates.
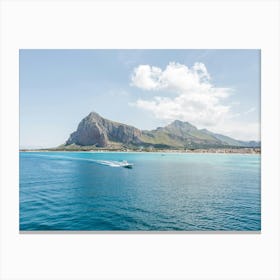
top-left (131, 62), bottom-right (232, 127)
top-left (131, 65), bottom-right (163, 90)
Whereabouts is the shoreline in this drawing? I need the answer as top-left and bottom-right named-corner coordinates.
top-left (19, 148), bottom-right (261, 155)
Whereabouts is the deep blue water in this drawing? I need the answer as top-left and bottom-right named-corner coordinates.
top-left (20, 152), bottom-right (261, 231)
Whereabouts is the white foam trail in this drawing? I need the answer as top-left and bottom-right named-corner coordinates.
top-left (96, 160), bottom-right (126, 167)
top-left (30, 154), bottom-right (127, 168)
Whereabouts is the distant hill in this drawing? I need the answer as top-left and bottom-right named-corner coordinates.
top-left (64, 111), bottom-right (260, 150)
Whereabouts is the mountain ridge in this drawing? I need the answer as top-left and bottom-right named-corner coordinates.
top-left (64, 111), bottom-right (260, 150)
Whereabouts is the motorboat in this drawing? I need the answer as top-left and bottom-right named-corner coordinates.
top-left (121, 160), bottom-right (133, 169)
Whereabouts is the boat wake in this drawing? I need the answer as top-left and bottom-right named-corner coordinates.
top-left (96, 160), bottom-right (125, 167)
top-left (96, 160), bottom-right (133, 168)
top-left (27, 154), bottom-right (133, 168)
top-left (28, 154), bottom-right (132, 168)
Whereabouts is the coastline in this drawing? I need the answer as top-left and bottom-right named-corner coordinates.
top-left (20, 148), bottom-right (261, 155)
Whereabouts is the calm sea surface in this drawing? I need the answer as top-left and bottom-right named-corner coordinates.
top-left (20, 152), bottom-right (261, 231)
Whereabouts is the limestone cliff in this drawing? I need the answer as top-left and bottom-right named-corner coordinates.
top-left (66, 112), bottom-right (142, 147)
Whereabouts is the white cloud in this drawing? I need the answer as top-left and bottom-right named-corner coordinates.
top-left (131, 62), bottom-right (231, 126)
top-left (130, 62), bottom-right (260, 140)
top-left (131, 65), bottom-right (163, 90)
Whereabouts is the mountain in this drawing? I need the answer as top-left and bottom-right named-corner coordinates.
top-left (64, 111), bottom-right (260, 149)
top-left (66, 112), bottom-right (142, 147)
top-left (199, 129), bottom-right (260, 147)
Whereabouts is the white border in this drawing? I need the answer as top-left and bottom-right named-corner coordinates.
top-left (1, 1), bottom-right (279, 279)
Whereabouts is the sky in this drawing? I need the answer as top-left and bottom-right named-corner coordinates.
top-left (20, 49), bottom-right (260, 148)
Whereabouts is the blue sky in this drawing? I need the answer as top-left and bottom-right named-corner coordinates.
top-left (20, 49), bottom-right (260, 148)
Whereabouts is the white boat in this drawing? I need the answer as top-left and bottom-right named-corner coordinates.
top-left (121, 160), bottom-right (133, 169)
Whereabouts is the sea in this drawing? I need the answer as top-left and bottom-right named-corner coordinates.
top-left (20, 152), bottom-right (261, 231)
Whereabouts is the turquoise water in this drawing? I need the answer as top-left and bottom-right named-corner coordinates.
top-left (20, 152), bottom-right (261, 231)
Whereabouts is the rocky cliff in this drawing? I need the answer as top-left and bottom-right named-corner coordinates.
top-left (66, 112), bottom-right (142, 147)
